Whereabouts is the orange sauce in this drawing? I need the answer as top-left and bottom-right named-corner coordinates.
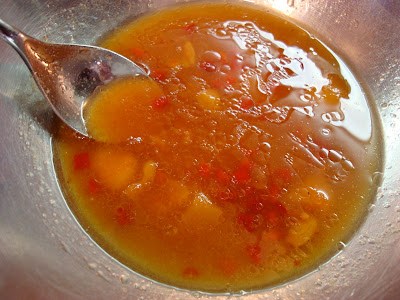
top-left (54, 2), bottom-right (382, 292)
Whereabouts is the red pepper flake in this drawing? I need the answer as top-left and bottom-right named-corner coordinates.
top-left (237, 213), bottom-right (256, 232)
top-left (246, 245), bottom-right (261, 264)
top-left (88, 178), bottom-right (100, 194)
top-left (73, 152), bottom-right (90, 170)
top-left (184, 23), bottom-right (196, 34)
top-left (240, 97), bottom-right (254, 109)
top-left (152, 96), bottom-right (169, 109)
top-left (233, 158), bottom-right (253, 183)
top-left (233, 167), bottom-right (250, 183)
top-left (198, 163), bottom-right (212, 177)
top-left (131, 47), bottom-right (146, 59)
top-left (215, 169), bottom-right (230, 185)
top-left (294, 260), bottom-right (301, 266)
top-left (116, 207), bottom-right (132, 226)
top-left (199, 61), bottom-right (217, 72)
top-left (183, 267), bottom-right (199, 278)
top-left (151, 69), bottom-right (167, 82)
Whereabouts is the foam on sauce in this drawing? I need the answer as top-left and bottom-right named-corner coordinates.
top-left (53, 2), bottom-right (382, 292)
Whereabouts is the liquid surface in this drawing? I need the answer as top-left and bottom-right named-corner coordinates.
top-left (54, 2), bottom-right (382, 292)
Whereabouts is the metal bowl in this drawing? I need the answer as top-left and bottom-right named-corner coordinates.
top-left (0, 0), bottom-right (399, 299)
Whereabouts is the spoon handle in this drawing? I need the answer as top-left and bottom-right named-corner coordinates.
top-left (0, 19), bottom-right (31, 65)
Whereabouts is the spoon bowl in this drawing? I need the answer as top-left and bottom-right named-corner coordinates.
top-left (0, 19), bottom-right (147, 136)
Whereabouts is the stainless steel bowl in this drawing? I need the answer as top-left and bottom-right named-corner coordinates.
top-left (0, 0), bottom-right (399, 299)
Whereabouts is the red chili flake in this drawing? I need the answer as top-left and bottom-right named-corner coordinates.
top-left (233, 167), bottom-right (250, 183)
top-left (116, 207), bottom-right (132, 226)
top-left (198, 163), bottom-right (212, 177)
top-left (246, 245), bottom-right (261, 264)
top-left (152, 96), bottom-right (169, 109)
top-left (183, 267), bottom-right (199, 278)
top-left (275, 167), bottom-right (292, 182)
top-left (237, 213), bottom-right (256, 232)
top-left (240, 97), bottom-right (254, 109)
top-left (131, 47), bottom-right (146, 59)
top-left (151, 69), bottom-right (167, 82)
top-left (215, 169), bottom-right (230, 185)
top-left (88, 178), bottom-right (99, 194)
top-left (184, 23), bottom-right (196, 34)
top-left (73, 152), bottom-right (90, 170)
top-left (199, 61), bottom-right (217, 72)
top-left (294, 260), bottom-right (301, 266)
top-left (233, 158), bottom-right (253, 183)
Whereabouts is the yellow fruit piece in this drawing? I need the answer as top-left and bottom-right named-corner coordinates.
top-left (168, 181), bottom-right (191, 207)
top-left (84, 77), bottom-right (164, 143)
top-left (300, 187), bottom-right (330, 212)
top-left (300, 174), bottom-right (331, 212)
top-left (149, 180), bottom-right (191, 216)
top-left (183, 41), bottom-right (196, 66)
top-left (123, 183), bottom-right (143, 200)
top-left (182, 193), bottom-right (222, 227)
top-left (123, 160), bottom-right (158, 198)
top-left (91, 147), bottom-right (137, 191)
top-left (286, 215), bottom-right (317, 247)
top-left (196, 89), bottom-right (221, 110)
top-left (141, 160), bottom-right (158, 183)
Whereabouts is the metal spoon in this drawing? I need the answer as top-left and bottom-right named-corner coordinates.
top-left (0, 19), bottom-right (147, 137)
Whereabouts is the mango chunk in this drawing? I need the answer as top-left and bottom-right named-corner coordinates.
top-left (168, 180), bottom-right (191, 207)
top-left (286, 215), bottom-right (317, 247)
top-left (124, 160), bottom-right (158, 198)
top-left (196, 89), bottom-right (221, 110)
top-left (300, 174), bottom-right (331, 211)
top-left (299, 187), bottom-right (330, 212)
top-left (182, 193), bottom-right (222, 227)
top-left (142, 160), bottom-right (158, 183)
top-left (84, 77), bottom-right (164, 143)
top-left (149, 180), bottom-right (191, 216)
top-left (91, 147), bottom-right (137, 191)
top-left (183, 41), bottom-right (196, 66)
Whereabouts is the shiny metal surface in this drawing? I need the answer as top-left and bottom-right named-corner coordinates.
top-left (0, 18), bottom-right (146, 137)
top-left (0, 0), bottom-right (399, 299)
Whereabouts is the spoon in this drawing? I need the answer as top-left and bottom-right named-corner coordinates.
top-left (0, 18), bottom-right (148, 137)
